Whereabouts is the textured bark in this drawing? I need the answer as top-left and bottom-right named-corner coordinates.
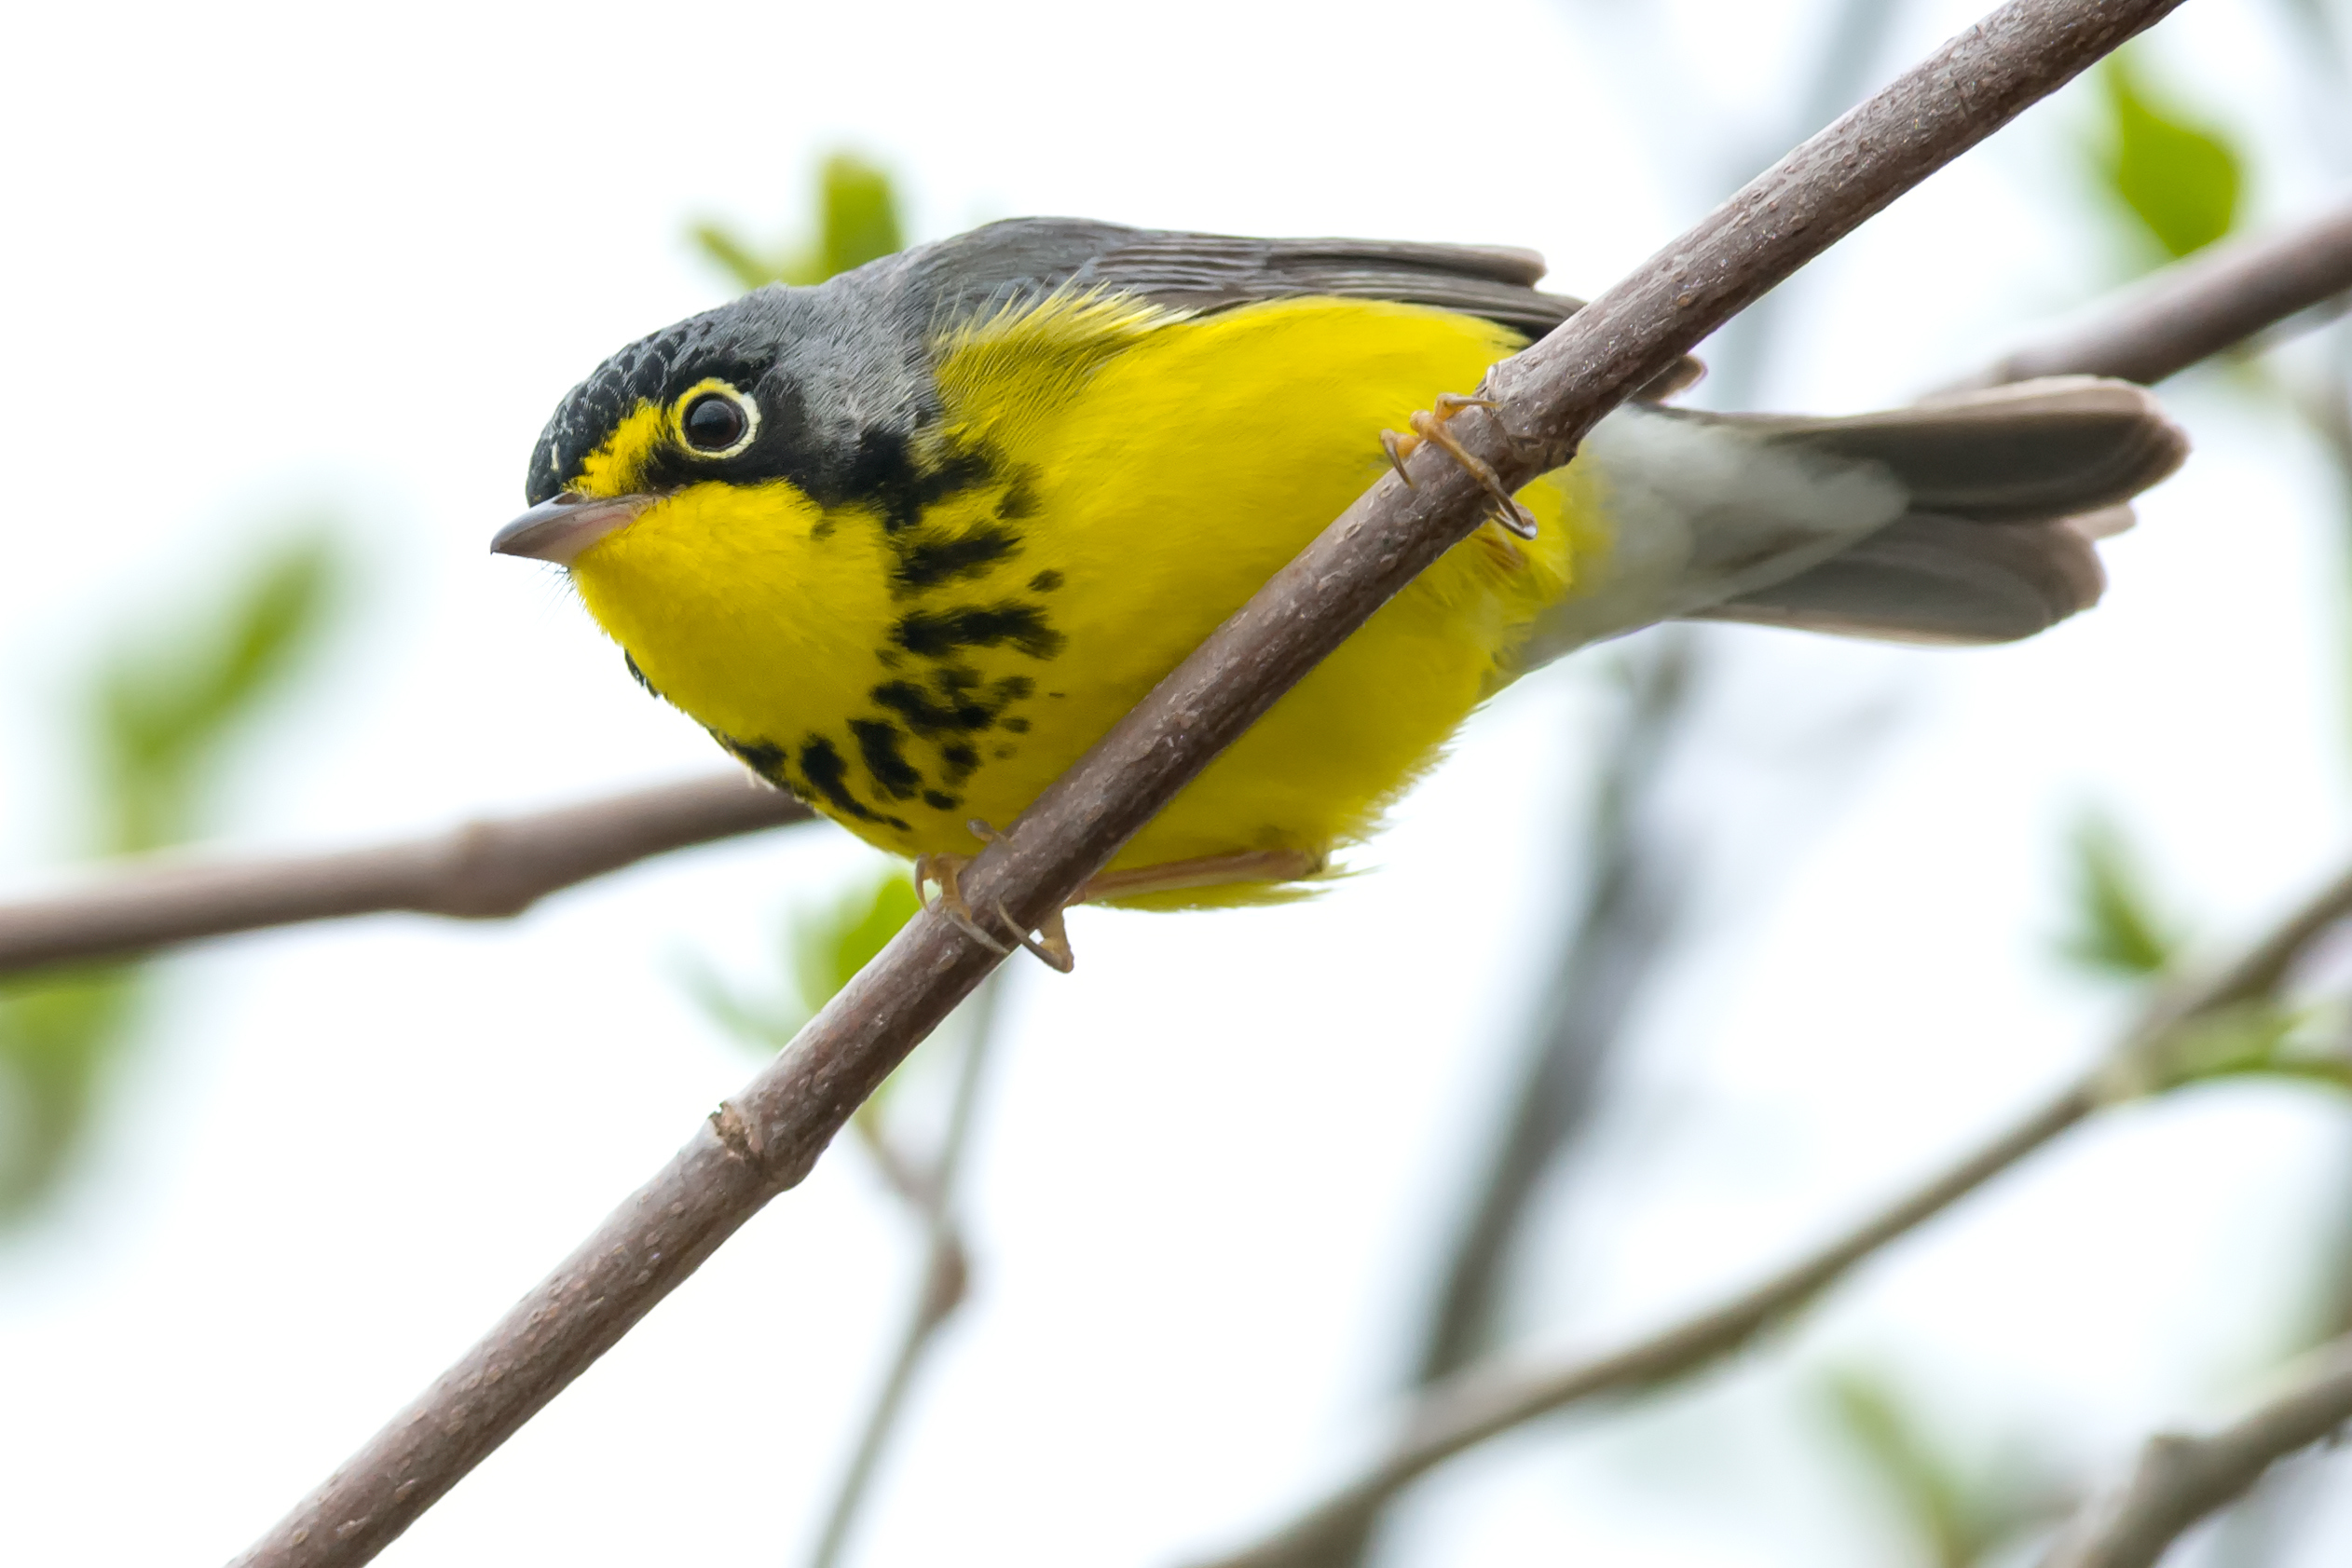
top-left (0, 775), bottom-right (811, 974)
top-left (227, 2), bottom-right (2189, 1562)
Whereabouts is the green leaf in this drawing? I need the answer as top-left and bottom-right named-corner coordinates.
top-left (2092, 52), bottom-right (2243, 264)
top-left (807, 153), bottom-right (903, 281)
top-left (2144, 1000), bottom-right (2352, 1096)
top-left (93, 531), bottom-right (345, 854)
top-left (0, 966), bottom-right (141, 1219)
top-left (683, 866), bottom-right (922, 1059)
top-left (1821, 1369), bottom-right (2069, 1568)
top-left (793, 869), bottom-right (923, 1012)
top-left (0, 529), bottom-right (346, 1223)
top-left (686, 222), bottom-right (787, 295)
top-left (688, 151), bottom-right (905, 293)
top-left (2058, 812), bottom-right (2182, 979)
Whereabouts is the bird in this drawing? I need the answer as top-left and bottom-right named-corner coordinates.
top-left (495, 217), bottom-right (2186, 962)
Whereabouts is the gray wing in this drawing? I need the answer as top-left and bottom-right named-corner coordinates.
top-left (892, 216), bottom-right (1578, 339)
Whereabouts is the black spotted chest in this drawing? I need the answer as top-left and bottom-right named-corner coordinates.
top-left (708, 437), bottom-right (1068, 837)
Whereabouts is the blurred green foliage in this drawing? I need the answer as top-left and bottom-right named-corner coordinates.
top-left (2148, 1000), bottom-right (2352, 1097)
top-left (2091, 51), bottom-right (2243, 266)
top-left (685, 865), bottom-right (922, 1054)
top-left (1822, 1369), bottom-right (2068, 1568)
top-left (0, 532), bottom-right (344, 1221)
top-left (2057, 812), bottom-right (2182, 979)
top-left (691, 152), bottom-right (906, 293)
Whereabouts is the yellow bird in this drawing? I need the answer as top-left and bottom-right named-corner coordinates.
top-left (495, 218), bottom-right (2184, 945)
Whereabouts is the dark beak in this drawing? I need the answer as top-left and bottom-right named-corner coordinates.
top-left (491, 492), bottom-right (657, 565)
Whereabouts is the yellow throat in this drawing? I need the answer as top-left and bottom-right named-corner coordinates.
top-left (564, 293), bottom-right (1597, 906)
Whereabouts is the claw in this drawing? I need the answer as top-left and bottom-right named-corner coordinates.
top-left (1379, 429), bottom-right (1421, 487)
top-left (1406, 393), bottom-right (1541, 540)
top-left (914, 851), bottom-right (1015, 956)
top-left (991, 900), bottom-right (1074, 974)
top-left (915, 821), bottom-right (1078, 972)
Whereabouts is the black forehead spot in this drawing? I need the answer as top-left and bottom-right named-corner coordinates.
top-left (524, 302), bottom-right (778, 503)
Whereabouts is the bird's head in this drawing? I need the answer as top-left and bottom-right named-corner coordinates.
top-left (489, 282), bottom-right (931, 750)
top-left (493, 299), bottom-right (804, 567)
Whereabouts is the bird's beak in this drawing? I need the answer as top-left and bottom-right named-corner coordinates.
top-left (490, 492), bottom-right (658, 565)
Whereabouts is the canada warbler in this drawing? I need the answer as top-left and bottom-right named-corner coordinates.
top-left (495, 218), bottom-right (2185, 927)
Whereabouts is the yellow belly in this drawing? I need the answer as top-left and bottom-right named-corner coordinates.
top-left (568, 295), bottom-right (1596, 906)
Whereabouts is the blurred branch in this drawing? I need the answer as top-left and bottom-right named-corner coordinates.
top-left (1701, 0), bottom-right (1910, 407)
top-left (11, 46), bottom-right (2352, 1001)
top-left (229, 5), bottom-right (2181, 1561)
top-left (1414, 0), bottom-right (1911, 1405)
top-left (1414, 633), bottom-right (1695, 1386)
top-left (1960, 198), bottom-right (2352, 388)
top-left (0, 775), bottom-right (811, 975)
top-left (1183, 861), bottom-right (2352, 1568)
top-left (1824, 1366), bottom-right (2073, 1568)
top-left (3, 531), bottom-right (345, 1217)
top-left (806, 972), bottom-right (1003, 1568)
top-left (2039, 1333), bottom-right (2352, 1568)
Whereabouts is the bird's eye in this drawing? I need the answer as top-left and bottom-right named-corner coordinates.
top-left (677, 384), bottom-right (756, 457)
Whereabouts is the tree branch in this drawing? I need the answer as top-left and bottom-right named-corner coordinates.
top-left (0, 774), bottom-right (812, 975)
top-left (1957, 198), bottom-right (2352, 389)
top-left (0, 52), bottom-right (2337, 988)
top-left (1282, 128), bottom-right (2352, 1568)
top-left (2038, 1334), bottom-right (2352, 1568)
top-left (1179, 859), bottom-right (2352, 1568)
top-left (805, 973), bottom-right (1005, 1568)
top-left (1414, 633), bottom-right (1697, 1388)
top-left (224, 4), bottom-right (2185, 1561)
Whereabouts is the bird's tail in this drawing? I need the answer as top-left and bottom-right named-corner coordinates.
top-left (1506, 376), bottom-right (2189, 675)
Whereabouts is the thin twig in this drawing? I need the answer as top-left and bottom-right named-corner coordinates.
top-left (1352, 137), bottom-right (2352, 1568)
top-left (805, 973), bottom-right (1005, 1568)
top-left (0, 774), bottom-right (812, 975)
top-left (2038, 1334), bottom-right (2352, 1568)
top-left (1180, 861), bottom-right (2352, 1568)
top-left (0, 50), bottom-right (2339, 986)
top-left (1413, 0), bottom-right (1907, 1398)
top-left (1414, 634), bottom-right (1697, 1387)
top-left (226, 6), bottom-right (2184, 1562)
top-left (1956, 198), bottom-right (2352, 389)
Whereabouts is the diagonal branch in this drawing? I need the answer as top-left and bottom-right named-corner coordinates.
top-left (1413, 632), bottom-right (1697, 1388)
top-left (0, 774), bottom-right (812, 975)
top-left (2037, 1332), bottom-right (2352, 1568)
top-left (804, 972), bottom-right (1005, 1568)
top-left (224, 3), bottom-right (2186, 1561)
top-left (1181, 861), bottom-right (2352, 1568)
top-left (1958, 198), bottom-right (2352, 389)
top-left (3, 78), bottom-right (2344, 984)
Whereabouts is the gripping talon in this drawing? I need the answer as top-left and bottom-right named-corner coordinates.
top-left (915, 852), bottom-right (1015, 955)
top-left (919, 821), bottom-right (1078, 972)
top-left (1407, 401), bottom-right (1540, 540)
top-left (991, 900), bottom-right (1075, 974)
top-left (1379, 429), bottom-right (1421, 487)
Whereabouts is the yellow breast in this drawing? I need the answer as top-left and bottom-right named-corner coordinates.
top-left (567, 293), bottom-right (1598, 905)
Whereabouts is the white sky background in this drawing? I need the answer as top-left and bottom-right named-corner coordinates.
top-left (2, 0), bottom-right (2350, 1564)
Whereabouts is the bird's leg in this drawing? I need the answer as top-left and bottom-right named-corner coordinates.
top-left (917, 821), bottom-right (1076, 974)
top-left (913, 850), bottom-right (1014, 957)
top-left (1379, 392), bottom-right (1540, 539)
top-left (1076, 846), bottom-right (1324, 904)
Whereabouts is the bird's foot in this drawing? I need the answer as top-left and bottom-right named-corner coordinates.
top-left (914, 823), bottom-right (1075, 974)
top-left (1378, 392), bottom-right (1539, 540)
top-left (916, 837), bottom-right (1328, 971)
top-left (912, 849), bottom-right (1010, 955)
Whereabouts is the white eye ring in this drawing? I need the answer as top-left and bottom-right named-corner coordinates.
top-left (675, 378), bottom-right (759, 459)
